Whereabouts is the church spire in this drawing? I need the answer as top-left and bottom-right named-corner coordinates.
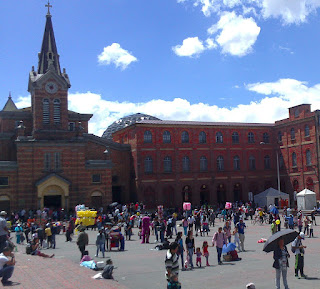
top-left (37, 1), bottom-right (61, 75)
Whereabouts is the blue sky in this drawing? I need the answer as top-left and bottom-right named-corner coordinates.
top-left (2, 0), bottom-right (320, 135)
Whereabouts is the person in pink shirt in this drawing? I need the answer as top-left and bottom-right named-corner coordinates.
top-left (212, 227), bottom-right (227, 265)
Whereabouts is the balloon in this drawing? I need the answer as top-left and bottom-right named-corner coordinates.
top-left (276, 220), bottom-right (280, 225)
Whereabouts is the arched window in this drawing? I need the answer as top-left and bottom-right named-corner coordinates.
top-left (144, 157), bottom-right (153, 173)
top-left (264, 155), bottom-right (271, 169)
top-left (43, 98), bottom-right (50, 124)
top-left (217, 156), bottom-right (224, 171)
top-left (306, 149), bottom-right (312, 166)
top-left (53, 99), bottom-right (61, 124)
top-left (292, 152), bottom-right (297, 167)
top-left (144, 130), bottom-right (152, 143)
top-left (163, 156), bottom-right (172, 173)
top-left (200, 156), bottom-right (208, 172)
top-left (290, 128), bottom-right (295, 140)
top-left (182, 156), bottom-right (190, 172)
top-left (232, 132), bottom-right (239, 144)
top-left (263, 132), bottom-right (269, 143)
top-left (248, 132), bottom-right (254, 143)
top-left (249, 156), bottom-right (256, 170)
top-left (278, 131), bottom-right (282, 142)
top-left (233, 155), bottom-right (240, 170)
top-left (279, 154), bottom-right (284, 169)
top-left (163, 131), bottom-right (171, 143)
top-left (181, 131), bottom-right (189, 143)
top-left (216, 132), bottom-right (223, 143)
top-left (199, 131), bottom-right (207, 144)
top-left (305, 125), bottom-right (310, 137)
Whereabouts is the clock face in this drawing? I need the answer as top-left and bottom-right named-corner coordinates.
top-left (45, 82), bottom-right (58, 94)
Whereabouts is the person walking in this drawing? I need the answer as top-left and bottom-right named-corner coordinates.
top-left (273, 237), bottom-right (290, 289)
top-left (185, 230), bottom-right (195, 269)
top-left (0, 212), bottom-right (9, 253)
top-left (175, 232), bottom-right (185, 270)
top-left (77, 228), bottom-right (89, 260)
top-left (165, 242), bottom-right (180, 287)
top-left (292, 232), bottom-right (307, 279)
top-left (95, 229), bottom-right (106, 258)
top-left (182, 217), bottom-right (188, 236)
top-left (236, 219), bottom-right (247, 252)
top-left (212, 227), bottom-right (227, 265)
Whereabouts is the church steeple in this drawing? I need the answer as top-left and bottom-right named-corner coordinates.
top-left (37, 1), bottom-right (61, 75)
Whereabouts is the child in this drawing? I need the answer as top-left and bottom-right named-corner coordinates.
top-left (102, 258), bottom-right (114, 279)
top-left (167, 274), bottom-right (181, 289)
top-left (195, 247), bottom-right (202, 267)
top-left (202, 241), bottom-right (210, 266)
top-left (309, 221), bottom-right (314, 238)
top-left (233, 227), bottom-right (240, 251)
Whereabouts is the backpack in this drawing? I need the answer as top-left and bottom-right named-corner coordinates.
top-left (26, 243), bottom-right (32, 255)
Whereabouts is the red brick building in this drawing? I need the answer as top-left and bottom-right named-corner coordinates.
top-left (111, 104), bottom-right (320, 208)
top-left (0, 11), bottom-right (132, 212)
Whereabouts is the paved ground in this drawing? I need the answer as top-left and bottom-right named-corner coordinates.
top-left (10, 216), bottom-right (320, 289)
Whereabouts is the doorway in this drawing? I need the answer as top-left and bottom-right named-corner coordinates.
top-left (44, 195), bottom-right (61, 208)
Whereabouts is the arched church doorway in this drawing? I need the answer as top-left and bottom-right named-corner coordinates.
top-left (200, 184), bottom-right (209, 206)
top-left (233, 183), bottom-right (242, 202)
top-left (217, 184), bottom-right (226, 205)
top-left (182, 185), bottom-right (192, 203)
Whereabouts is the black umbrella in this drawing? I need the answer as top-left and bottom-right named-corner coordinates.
top-left (110, 202), bottom-right (119, 207)
top-left (263, 229), bottom-right (299, 253)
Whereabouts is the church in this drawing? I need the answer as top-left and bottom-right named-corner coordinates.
top-left (0, 8), bottom-right (133, 212)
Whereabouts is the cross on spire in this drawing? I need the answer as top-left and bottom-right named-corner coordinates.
top-left (45, 0), bottom-right (52, 15)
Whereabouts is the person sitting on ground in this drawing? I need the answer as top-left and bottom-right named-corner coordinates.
top-left (30, 236), bottom-right (54, 258)
top-left (0, 247), bottom-right (15, 286)
top-left (102, 258), bottom-right (114, 279)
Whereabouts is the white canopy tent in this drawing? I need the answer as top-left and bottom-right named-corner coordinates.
top-left (254, 187), bottom-right (290, 207)
top-left (296, 189), bottom-right (317, 210)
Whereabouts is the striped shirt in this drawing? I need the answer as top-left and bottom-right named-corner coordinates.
top-left (165, 250), bottom-right (179, 281)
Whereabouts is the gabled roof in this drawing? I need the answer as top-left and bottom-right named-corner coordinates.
top-left (297, 189), bottom-right (316, 196)
top-left (256, 187), bottom-right (289, 197)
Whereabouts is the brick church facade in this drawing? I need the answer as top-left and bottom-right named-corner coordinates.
top-left (0, 11), bottom-right (132, 212)
top-left (112, 104), bottom-right (320, 209)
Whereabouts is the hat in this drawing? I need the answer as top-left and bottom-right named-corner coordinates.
top-left (0, 211), bottom-right (7, 216)
top-left (299, 232), bottom-right (305, 239)
top-left (246, 283), bottom-right (256, 289)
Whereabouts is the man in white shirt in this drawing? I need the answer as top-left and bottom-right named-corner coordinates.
top-left (0, 247), bottom-right (15, 286)
top-left (292, 232), bottom-right (307, 279)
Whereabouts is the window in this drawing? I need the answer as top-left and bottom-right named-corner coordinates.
top-left (43, 98), bottom-right (50, 124)
top-left (54, 152), bottom-right (61, 170)
top-left (248, 132), bottom-right (254, 143)
top-left (306, 150), bottom-right (312, 166)
top-left (144, 130), bottom-right (152, 143)
top-left (181, 131), bottom-right (189, 143)
top-left (294, 109), bottom-right (299, 117)
top-left (249, 156), bottom-right (256, 170)
top-left (292, 152), bottom-right (297, 167)
top-left (199, 131), bottom-right (207, 144)
top-left (44, 153), bottom-right (51, 171)
top-left (182, 156), bottom-right (190, 172)
top-left (279, 154), bottom-right (284, 169)
top-left (144, 157), bottom-right (153, 173)
top-left (290, 128), bottom-right (295, 140)
top-left (164, 156), bottom-right (172, 173)
top-left (264, 155), bottom-right (271, 169)
top-left (232, 132), bottom-right (239, 144)
top-left (68, 122), bottom-right (75, 131)
top-left (233, 155), bottom-right (240, 170)
top-left (200, 156), bottom-right (208, 172)
top-left (163, 131), bottom-right (171, 144)
top-left (263, 133), bottom-right (270, 143)
top-left (305, 125), bottom-right (310, 137)
top-left (92, 174), bottom-right (101, 183)
top-left (217, 156), bottom-right (224, 171)
top-left (216, 132), bottom-right (223, 143)
top-left (278, 131), bottom-right (282, 142)
top-left (0, 177), bottom-right (9, 186)
top-left (53, 99), bottom-right (61, 124)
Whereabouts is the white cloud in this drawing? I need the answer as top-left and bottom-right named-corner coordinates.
top-left (194, 0), bottom-right (219, 17)
top-left (172, 37), bottom-right (206, 57)
top-left (260, 0), bottom-right (320, 24)
top-left (14, 78), bottom-right (320, 136)
top-left (208, 12), bottom-right (261, 56)
top-left (98, 43), bottom-right (137, 70)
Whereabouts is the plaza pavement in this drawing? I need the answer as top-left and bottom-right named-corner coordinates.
top-left (11, 216), bottom-right (320, 289)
